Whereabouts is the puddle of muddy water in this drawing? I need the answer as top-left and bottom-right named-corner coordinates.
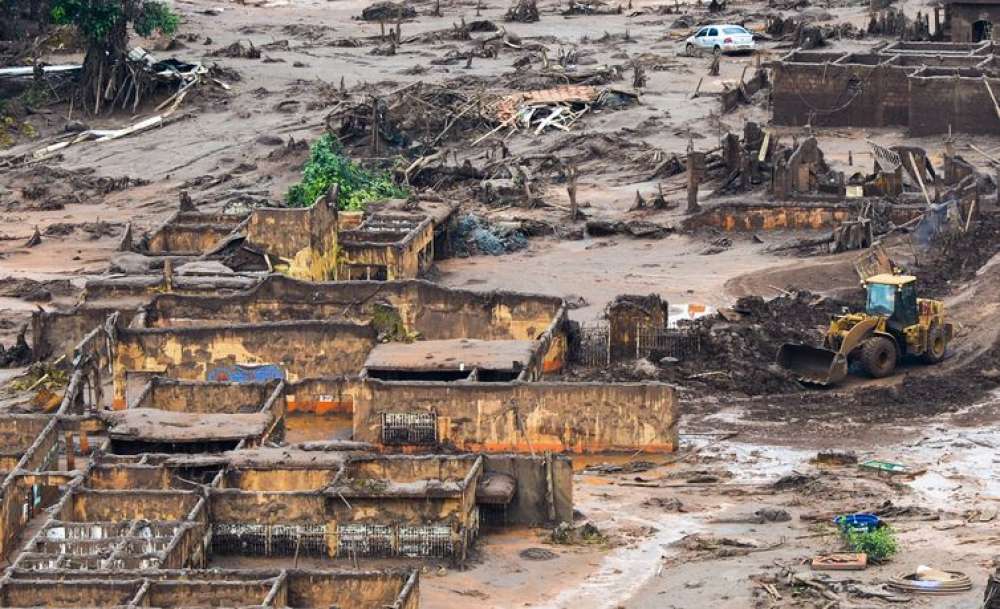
top-left (530, 514), bottom-right (699, 609)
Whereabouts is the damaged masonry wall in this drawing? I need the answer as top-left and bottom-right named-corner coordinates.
top-left (339, 379), bottom-right (678, 454)
top-left (211, 455), bottom-right (482, 561)
top-left (339, 214), bottom-right (436, 280)
top-left (0, 569), bottom-right (419, 609)
top-left (104, 379), bottom-right (286, 454)
top-left (771, 45), bottom-right (1000, 135)
top-left (111, 320), bottom-right (376, 408)
top-left (247, 193), bottom-right (340, 281)
top-left (140, 275), bottom-right (569, 377)
top-left (141, 275), bottom-right (565, 343)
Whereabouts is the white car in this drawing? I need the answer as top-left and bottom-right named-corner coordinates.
top-left (685, 24), bottom-right (756, 55)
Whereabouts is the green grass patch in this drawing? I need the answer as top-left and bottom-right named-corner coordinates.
top-left (842, 525), bottom-right (898, 563)
top-left (286, 134), bottom-right (408, 210)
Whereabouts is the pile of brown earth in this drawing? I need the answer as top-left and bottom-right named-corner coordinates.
top-left (1, 165), bottom-right (148, 211)
top-left (562, 290), bottom-right (859, 397)
top-left (656, 290), bottom-right (858, 396)
top-left (918, 211), bottom-right (1000, 298)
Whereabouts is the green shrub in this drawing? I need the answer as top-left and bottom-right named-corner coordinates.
top-left (842, 525), bottom-right (898, 563)
top-left (286, 134), bottom-right (408, 211)
top-left (51, 1), bottom-right (178, 41)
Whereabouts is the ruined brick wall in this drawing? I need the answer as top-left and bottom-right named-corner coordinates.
top-left (607, 295), bottom-right (669, 361)
top-left (210, 490), bottom-right (327, 524)
top-left (285, 571), bottom-right (417, 609)
top-left (339, 219), bottom-right (435, 280)
top-left (87, 464), bottom-right (177, 490)
top-left (0, 581), bottom-right (138, 607)
top-left (772, 58), bottom-right (910, 128)
top-left (949, 4), bottom-right (1000, 41)
top-left (352, 380), bottom-right (678, 453)
top-left (224, 468), bottom-right (337, 491)
top-left (285, 376), bottom-right (358, 414)
top-left (146, 277), bottom-right (566, 343)
top-left (0, 570), bottom-right (418, 609)
top-left (31, 307), bottom-right (133, 362)
top-left (909, 71), bottom-right (1000, 135)
top-left (146, 582), bottom-right (273, 607)
top-left (69, 490), bottom-right (199, 522)
top-left (684, 203), bottom-right (924, 231)
top-left (147, 212), bottom-right (245, 255)
top-left (135, 378), bottom-right (278, 414)
top-left (247, 195), bottom-right (339, 280)
top-left (111, 321), bottom-right (376, 408)
top-left (482, 454), bottom-right (574, 524)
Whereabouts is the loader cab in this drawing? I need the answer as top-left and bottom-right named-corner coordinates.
top-left (864, 274), bottom-right (917, 327)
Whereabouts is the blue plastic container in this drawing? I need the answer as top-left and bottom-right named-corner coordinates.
top-left (834, 513), bottom-right (882, 532)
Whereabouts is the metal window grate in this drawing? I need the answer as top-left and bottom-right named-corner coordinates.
top-left (635, 326), bottom-right (701, 361)
top-left (574, 322), bottom-right (610, 367)
top-left (381, 412), bottom-right (437, 445)
top-left (478, 504), bottom-right (508, 529)
top-left (211, 523), bottom-right (328, 557)
top-left (337, 523), bottom-right (394, 557)
top-left (336, 523), bottom-right (457, 558)
top-left (398, 525), bottom-right (454, 558)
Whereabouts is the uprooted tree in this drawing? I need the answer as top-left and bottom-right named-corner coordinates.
top-left (50, 0), bottom-right (178, 113)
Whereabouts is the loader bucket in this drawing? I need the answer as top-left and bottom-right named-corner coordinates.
top-left (777, 343), bottom-right (848, 386)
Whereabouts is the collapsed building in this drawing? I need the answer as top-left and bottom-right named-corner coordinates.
top-left (45, 274), bottom-right (676, 455)
top-left (683, 127), bottom-right (986, 253)
top-left (0, 256), bottom-right (678, 606)
top-left (122, 189), bottom-right (457, 281)
top-left (943, 0), bottom-right (1000, 41)
top-left (771, 41), bottom-right (1000, 135)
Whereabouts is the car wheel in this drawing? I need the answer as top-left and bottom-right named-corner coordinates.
top-left (713, 45), bottom-right (722, 55)
top-left (921, 323), bottom-right (947, 364)
top-left (686, 43), bottom-right (695, 56)
top-left (860, 336), bottom-right (897, 378)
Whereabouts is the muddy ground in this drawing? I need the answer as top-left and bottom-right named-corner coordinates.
top-left (2, 0), bottom-right (1000, 606)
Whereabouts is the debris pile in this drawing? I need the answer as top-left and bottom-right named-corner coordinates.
top-left (490, 85), bottom-right (638, 136)
top-left (505, 0), bottom-right (540, 22)
top-left (565, 289), bottom-right (854, 396)
top-left (1, 165), bottom-right (148, 211)
top-left (0, 329), bottom-right (31, 368)
top-left (451, 214), bottom-right (529, 256)
top-left (360, 1), bottom-right (417, 22)
top-left (918, 210), bottom-right (1000, 296)
top-left (331, 82), bottom-right (494, 152)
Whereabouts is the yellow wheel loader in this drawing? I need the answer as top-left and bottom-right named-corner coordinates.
top-left (777, 274), bottom-right (952, 385)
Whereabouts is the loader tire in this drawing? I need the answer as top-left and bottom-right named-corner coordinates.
top-left (859, 336), bottom-right (896, 378)
top-left (921, 323), bottom-right (947, 364)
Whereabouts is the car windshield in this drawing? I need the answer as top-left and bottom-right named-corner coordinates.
top-left (866, 283), bottom-right (896, 316)
top-left (723, 27), bottom-right (748, 34)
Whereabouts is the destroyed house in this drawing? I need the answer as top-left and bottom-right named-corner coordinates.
top-left (103, 378), bottom-right (286, 454)
top-left (212, 454), bottom-right (483, 560)
top-left (140, 210), bottom-right (248, 256)
top-left (14, 461), bottom-right (208, 572)
top-left (131, 275), bottom-right (569, 383)
top-left (338, 212), bottom-right (436, 280)
top-left (126, 192), bottom-right (457, 282)
top-left (944, 0), bottom-right (1000, 41)
top-left (771, 43), bottom-right (1000, 135)
top-left (38, 273), bottom-right (678, 454)
top-left (0, 568), bottom-right (419, 609)
top-left (2, 446), bottom-right (425, 607)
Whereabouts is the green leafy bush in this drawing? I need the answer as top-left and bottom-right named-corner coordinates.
top-left (50, 0), bottom-right (178, 40)
top-left (842, 525), bottom-right (898, 563)
top-left (286, 134), bottom-right (408, 210)
top-left (133, 1), bottom-right (179, 37)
